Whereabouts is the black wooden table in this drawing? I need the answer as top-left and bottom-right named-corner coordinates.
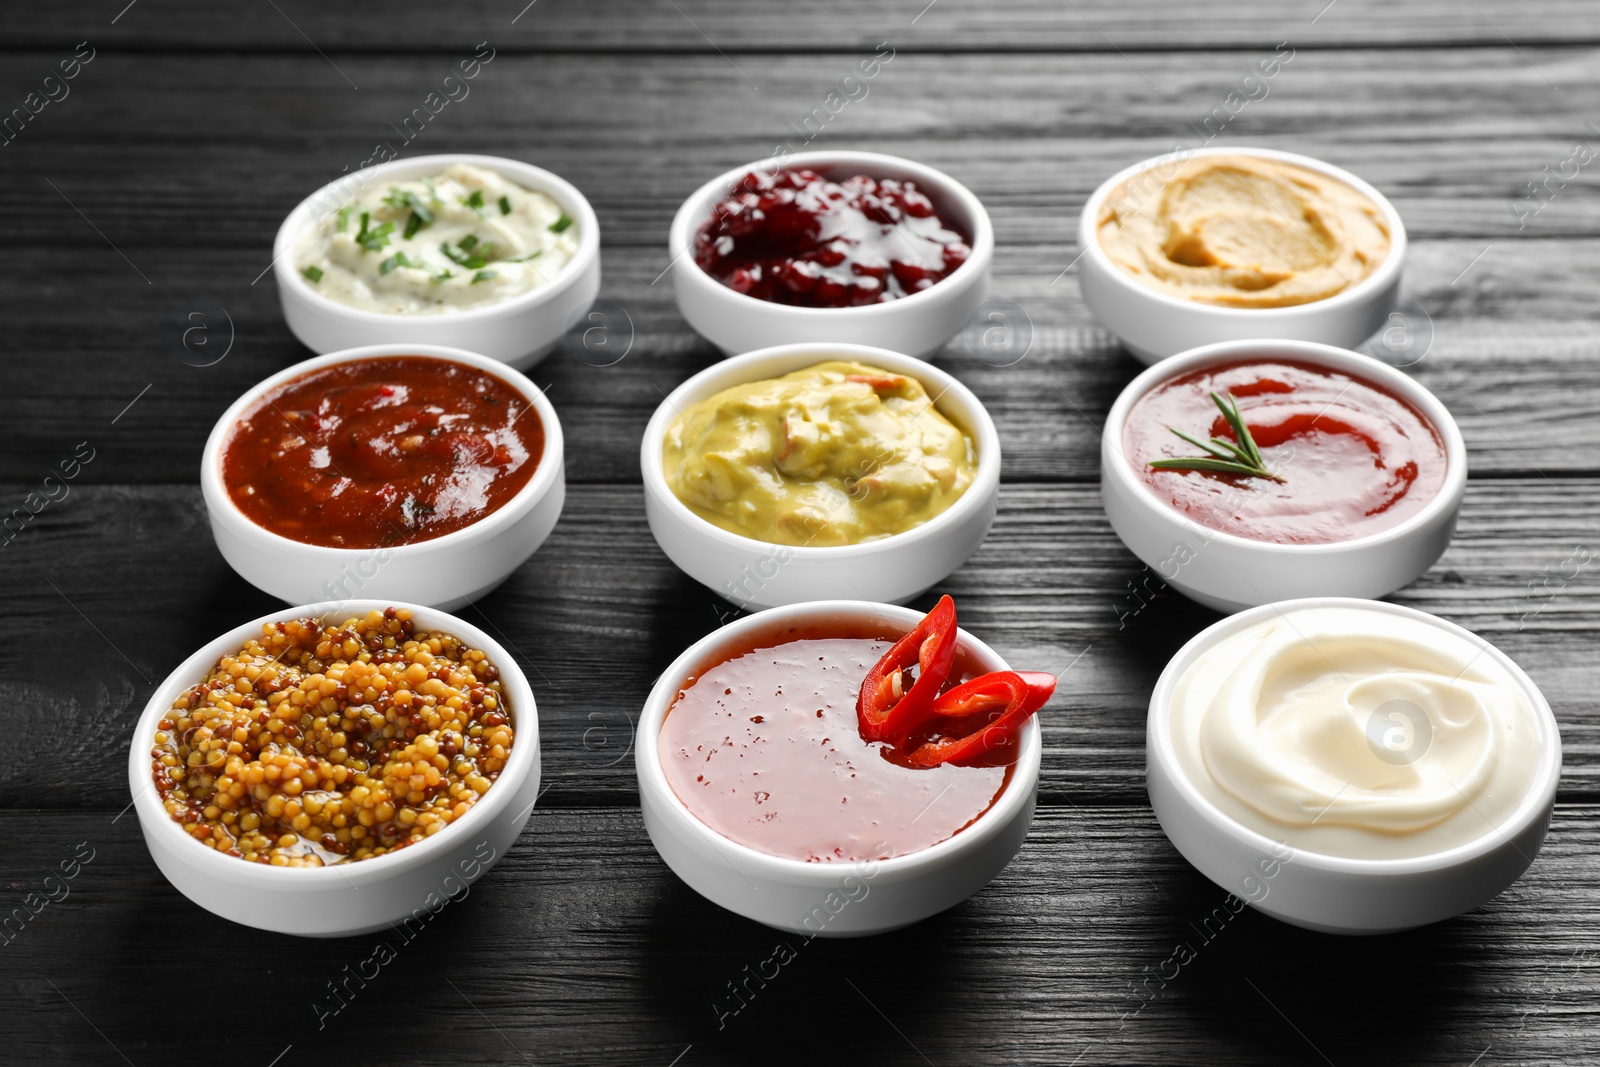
top-left (3, 2), bottom-right (1598, 1063)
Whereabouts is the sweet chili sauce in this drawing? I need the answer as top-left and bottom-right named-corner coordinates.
top-left (658, 619), bottom-right (1013, 864)
top-left (1123, 358), bottom-right (1447, 545)
top-left (222, 356), bottom-right (543, 548)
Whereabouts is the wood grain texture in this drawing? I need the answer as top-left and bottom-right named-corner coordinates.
top-left (4, 480), bottom-right (1594, 811)
top-left (2, 239), bottom-right (1599, 485)
top-left (8, 50), bottom-right (1600, 247)
top-left (2, 804), bottom-right (1597, 1067)
top-left (4, 49), bottom-right (1600, 481)
top-left (4, 3), bottom-right (1600, 1062)
top-left (5, 0), bottom-right (1600, 52)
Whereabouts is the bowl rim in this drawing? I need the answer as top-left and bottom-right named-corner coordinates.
top-left (200, 343), bottom-right (565, 560)
top-left (1147, 596), bottom-right (1562, 875)
top-left (635, 599), bottom-right (1043, 880)
top-left (1101, 338), bottom-right (1468, 557)
top-left (640, 341), bottom-right (1002, 560)
top-left (667, 149), bottom-right (995, 318)
top-left (1077, 145), bottom-right (1408, 318)
top-left (272, 152), bottom-right (601, 323)
top-left (126, 599), bottom-right (541, 885)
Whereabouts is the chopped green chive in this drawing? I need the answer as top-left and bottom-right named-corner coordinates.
top-left (462, 189), bottom-right (485, 210)
top-left (498, 195), bottom-right (512, 216)
top-left (380, 189), bottom-right (409, 213)
top-left (378, 251), bottom-right (425, 275)
top-left (440, 241), bottom-right (488, 270)
top-left (458, 234), bottom-right (479, 252)
top-left (335, 207), bottom-right (352, 233)
top-left (355, 212), bottom-right (396, 253)
top-left (383, 189), bottom-right (435, 240)
top-left (472, 270), bottom-right (497, 284)
top-left (548, 213), bottom-right (573, 234)
top-left (361, 222), bottom-right (395, 252)
top-left (302, 265), bottom-right (323, 283)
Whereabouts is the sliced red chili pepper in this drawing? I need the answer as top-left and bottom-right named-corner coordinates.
top-left (904, 670), bottom-right (1056, 768)
top-left (857, 595), bottom-right (958, 744)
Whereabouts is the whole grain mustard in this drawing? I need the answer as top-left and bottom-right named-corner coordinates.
top-left (152, 608), bottom-right (513, 866)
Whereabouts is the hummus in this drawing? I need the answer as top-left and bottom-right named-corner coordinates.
top-left (294, 163), bottom-right (577, 314)
top-left (1096, 154), bottom-right (1391, 308)
top-left (663, 361), bottom-right (976, 547)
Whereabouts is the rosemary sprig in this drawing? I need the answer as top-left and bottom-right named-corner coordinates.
top-left (1148, 391), bottom-right (1284, 482)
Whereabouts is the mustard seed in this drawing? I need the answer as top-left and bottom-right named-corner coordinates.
top-left (151, 608), bottom-right (513, 866)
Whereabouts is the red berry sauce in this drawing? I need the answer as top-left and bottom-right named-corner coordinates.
top-left (692, 167), bottom-right (972, 308)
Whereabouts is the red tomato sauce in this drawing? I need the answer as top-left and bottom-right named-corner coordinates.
top-left (222, 356), bottom-right (543, 548)
top-left (693, 167), bottom-right (972, 308)
top-left (1123, 358), bottom-right (1447, 545)
top-left (659, 620), bottom-right (1012, 863)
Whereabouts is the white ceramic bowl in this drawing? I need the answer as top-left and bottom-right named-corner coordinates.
top-left (668, 151), bottom-right (994, 358)
top-left (128, 600), bottom-right (542, 938)
top-left (201, 343), bottom-right (566, 611)
top-left (272, 153), bottom-right (601, 369)
top-left (1147, 597), bottom-right (1560, 934)
top-left (637, 600), bottom-right (1042, 936)
top-left (1078, 146), bottom-right (1406, 364)
top-left (641, 343), bottom-right (1001, 609)
top-left (1100, 339), bottom-right (1466, 613)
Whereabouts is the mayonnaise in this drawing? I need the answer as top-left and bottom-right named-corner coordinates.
top-left (1168, 606), bottom-right (1545, 860)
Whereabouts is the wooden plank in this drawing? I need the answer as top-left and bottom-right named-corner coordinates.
top-left (4, 0), bottom-right (1599, 52)
top-left (3, 480), bottom-right (1594, 811)
top-left (8, 51), bottom-right (1600, 247)
top-left (3, 804), bottom-right (1596, 1065)
top-left (5, 49), bottom-right (1600, 482)
top-left (0, 236), bottom-right (1596, 485)
top-left (2, 6), bottom-right (1597, 1062)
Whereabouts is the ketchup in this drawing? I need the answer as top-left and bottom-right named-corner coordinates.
top-left (1123, 359), bottom-right (1447, 545)
top-left (693, 167), bottom-right (971, 308)
top-left (222, 356), bottom-right (542, 548)
top-left (659, 620), bottom-right (1010, 863)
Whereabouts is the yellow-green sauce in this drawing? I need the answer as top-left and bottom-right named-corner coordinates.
top-left (663, 361), bottom-right (977, 547)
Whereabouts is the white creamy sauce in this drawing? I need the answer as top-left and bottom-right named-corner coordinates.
top-left (1169, 606), bottom-right (1544, 860)
top-left (295, 162), bottom-right (577, 314)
